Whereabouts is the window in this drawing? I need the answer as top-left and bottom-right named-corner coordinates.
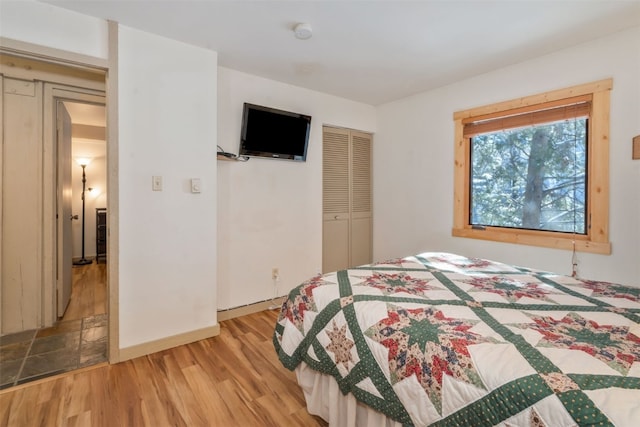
top-left (452, 79), bottom-right (612, 254)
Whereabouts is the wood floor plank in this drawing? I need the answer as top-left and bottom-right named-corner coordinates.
top-left (0, 309), bottom-right (327, 426)
top-left (63, 262), bottom-right (107, 322)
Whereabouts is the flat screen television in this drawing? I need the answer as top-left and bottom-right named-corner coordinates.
top-left (239, 103), bottom-right (311, 161)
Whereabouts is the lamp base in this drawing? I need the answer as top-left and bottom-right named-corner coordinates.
top-left (73, 258), bottom-right (93, 266)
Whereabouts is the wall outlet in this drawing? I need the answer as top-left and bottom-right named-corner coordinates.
top-left (272, 267), bottom-right (279, 280)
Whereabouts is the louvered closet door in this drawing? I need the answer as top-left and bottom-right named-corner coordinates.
top-left (322, 126), bottom-right (372, 273)
top-left (350, 131), bottom-right (372, 267)
top-left (323, 127), bottom-right (350, 273)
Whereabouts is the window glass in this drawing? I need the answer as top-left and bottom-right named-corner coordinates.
top-left (470, 118), bottom-right (587, 234)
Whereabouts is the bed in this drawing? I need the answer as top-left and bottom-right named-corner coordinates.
top-left (273, 252), bottom-right (640, 427)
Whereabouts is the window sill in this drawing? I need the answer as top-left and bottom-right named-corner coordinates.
top-left (452, 227), bottom-right (611, 255)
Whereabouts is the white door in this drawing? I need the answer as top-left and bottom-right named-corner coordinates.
top-left (57, 102), bottom-right (73, 317)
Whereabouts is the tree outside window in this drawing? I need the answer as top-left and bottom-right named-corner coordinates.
top-left (470, 119), bottom-right (587, 234)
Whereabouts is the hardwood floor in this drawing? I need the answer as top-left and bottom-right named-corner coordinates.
top-left (0, 309), bottom-right (328, 427)
top-left (63, 261), bottom-right (107, 322)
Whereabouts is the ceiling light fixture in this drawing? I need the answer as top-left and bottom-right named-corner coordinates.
top-left (293, 23), bottom-right (313, 40)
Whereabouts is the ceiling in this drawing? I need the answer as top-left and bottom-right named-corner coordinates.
top-left (43, 0), bottom-right (640, 106)
top-left (63, 102), bottom-right (106, 160)
top-left (64, 102), bottom-right (105, 127)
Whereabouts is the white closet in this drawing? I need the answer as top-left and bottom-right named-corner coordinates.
top-left (322, 126), bottom-right (372, 273)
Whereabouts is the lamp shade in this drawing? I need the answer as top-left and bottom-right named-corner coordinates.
top-left (75, 157), bottom-right (92, 167)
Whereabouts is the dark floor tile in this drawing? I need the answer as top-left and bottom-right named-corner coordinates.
top-left (0, 329), bottom-right (36, 346)
top-left (20, 349), bottom-right (78, 380)
top-left (36, 319), bottom-right (82, 338)
top-left (82, 314), bottom-right (108, 329)
top-left (80, 338), bottom-right (107, 354)
top-left (79, 341), bottom-right (107, 367)
top-left (30, 332), bottom-right (81, 356)
top-left (81, 326), bottom-right (107, 345)
top-left (0, 340), bottom-right (31, 363)
top-left (0, 358), bottom-right (23, 388)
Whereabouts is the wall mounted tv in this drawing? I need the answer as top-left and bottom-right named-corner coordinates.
top-left (239, 103), bottom-right (311, 161)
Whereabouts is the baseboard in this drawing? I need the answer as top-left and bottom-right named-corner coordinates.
top-left (118, 324), bottom-right (220, 362)
top-left (117, 299), bottom-right (285, 361)
top-left (217, 297), bottom-right (284, 322)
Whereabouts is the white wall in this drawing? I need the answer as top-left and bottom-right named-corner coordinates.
top-left (118, 26), bottom-right (218, 347)
top-left (217, 67), bottom-right (376, 309)
top-left (374, 26), bottom-right (640, 287)
top-left (1, 2), bottom-right (219, 350)
top-left (0, 0), bottom-right (108, 59)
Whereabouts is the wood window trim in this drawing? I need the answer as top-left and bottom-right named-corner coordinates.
top-left (452, 79), bottom-right (612, 254)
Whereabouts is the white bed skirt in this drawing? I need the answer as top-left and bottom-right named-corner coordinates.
top-left (295, 362), bottom-right (403, 427)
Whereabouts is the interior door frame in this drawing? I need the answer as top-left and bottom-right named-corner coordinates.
top-left (1, 25), bottom-right (120, 363)
top-left (44, 86), bottom-right (106, 323)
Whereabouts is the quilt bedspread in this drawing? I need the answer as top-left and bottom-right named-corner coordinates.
top-left (273, 253), bottom-right (640, 426)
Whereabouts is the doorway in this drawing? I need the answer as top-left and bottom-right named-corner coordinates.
top-left (60, 100), bottom-right (108, 368)
top-left (0, 54), bottom-right (109, 388)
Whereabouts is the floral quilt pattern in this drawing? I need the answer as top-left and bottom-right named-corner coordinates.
top-left (579, 279), bottom-right (640, 302)
top-left (365, 305), bottom-right (494, 413)
top-left (460, 275), bottom-right (561, 303)
top-left (522, 312), bottom-right (640, 375)
top-left (280, 275), bottom-right (323, 332)
top-left (273, 253), bottom-right (640, 427)
top-left (361, 272), bottom-right (436, 296)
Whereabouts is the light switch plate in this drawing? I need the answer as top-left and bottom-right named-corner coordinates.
top-left (191, 178), bottom-right (201, 193)
top-left (152, 175), bottom-right (162, 191)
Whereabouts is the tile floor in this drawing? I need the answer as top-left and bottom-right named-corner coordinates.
top-left (0, 313), bottom-right (107, 389)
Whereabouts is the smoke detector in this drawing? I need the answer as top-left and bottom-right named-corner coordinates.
top-left (293, 23), bottom-right (313, 40)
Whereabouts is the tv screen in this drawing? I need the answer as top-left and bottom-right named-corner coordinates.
top-left (239, 103), bottom-right (311, 161)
